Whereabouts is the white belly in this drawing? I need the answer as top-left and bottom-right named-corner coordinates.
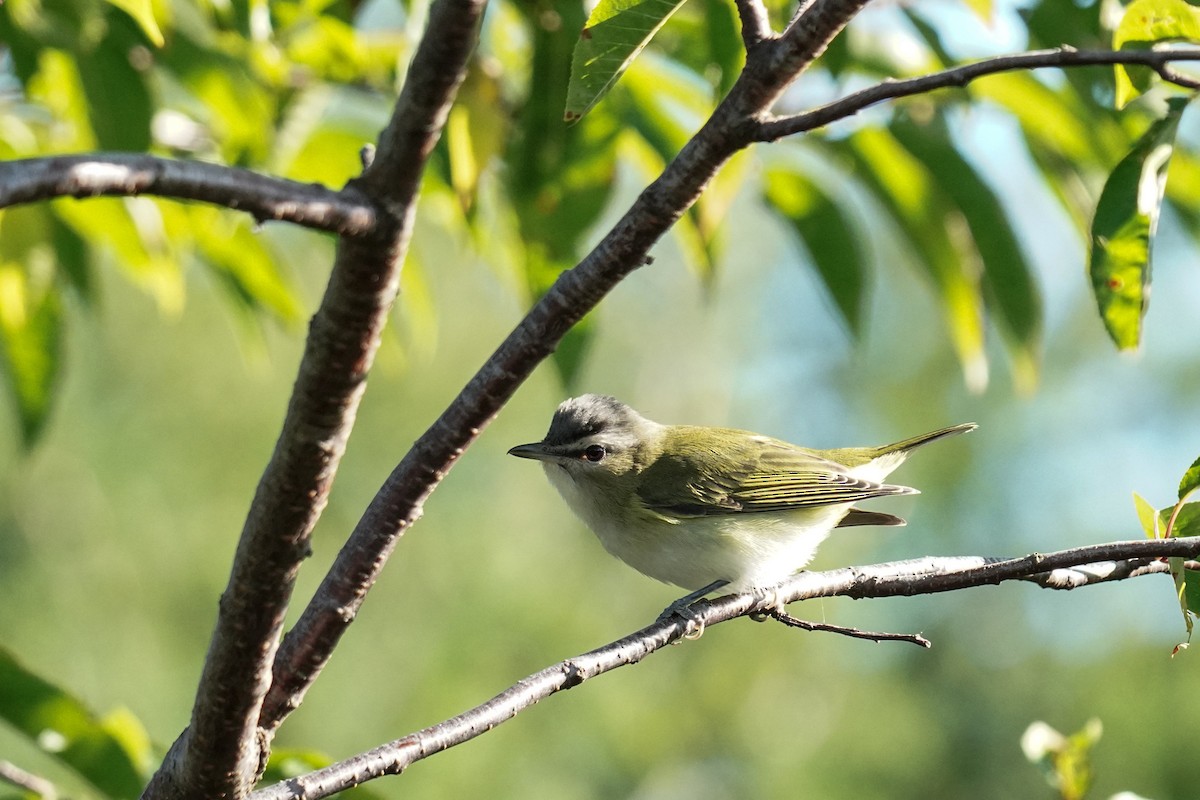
top-left (545, 463), bottom-right (848, 592)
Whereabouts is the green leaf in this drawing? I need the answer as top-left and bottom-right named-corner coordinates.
top-left (892, 117), bottom-right (1042, 389)
top-left (0, 647), bottom-right (151, 799)
top-left (1088, 99), bottom-right (1185, 350)
top-left (1134, 491), bottom-right (1161, 538)
top-left (763, 164), bottom-right (868, 335)
top-left (1113, 0), bottom-right (1200, 108)
top-left (77, 22), bottom-right (155, 151)
top-left (103, 0), bottom-right (164, 46)
top-left (846, 128), bottom-right (988, 390)
top-left (1179, 455), bottom-right (1200, 501)
top-left (564, 0), bottom-right (690, 121)
top-left (0, 207), bottom-right (65, 447)
top-left (190, 208), bottom-right (303, 324)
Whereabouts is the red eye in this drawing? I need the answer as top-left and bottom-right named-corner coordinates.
top-left (584, 444), bottom-right (606, 462)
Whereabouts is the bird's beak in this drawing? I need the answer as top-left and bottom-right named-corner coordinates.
top-left (508, 442), bottom-right (554, 461)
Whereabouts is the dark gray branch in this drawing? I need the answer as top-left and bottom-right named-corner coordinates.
top-left (140, 0), bottom-right (486, 798)
top-left (260, 0), bottom-right (876, 741)
top-left (734, 0), bottom-right (774, 49)
top-left (756, 46), bottom-right (1200, 141)
top-left (0, 154), bottom-right (375, 236)
top-left (251, 537), bottom-right (1200, 800)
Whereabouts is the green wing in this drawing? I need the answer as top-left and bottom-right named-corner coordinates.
top-left (636, 429), bottom-right (912, 518)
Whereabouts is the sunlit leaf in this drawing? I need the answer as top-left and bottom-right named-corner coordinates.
top-left (0, 207), bottom-right (64, 446)
top-left (763, 164), bottom-right (868, 335)
top-left (1021, 718), bottom-right (1102, 800)
top-left (847, 128), bottom-right (988, 391)
top-left (0, 647), bottom-right (151, 798)
top-left (103, 0), bottom-right (165, 46)
top-left (1179, 455), bottom-right (1200, 501)
top-left (1134, 491), bottom-right (1161, 538)
top-left (53, 198), bottom-right (184, 314)
top-left (1113, 0), bottom-right (1200, 108)
top-left (1088, 99), bottom-right (1185, 350)
top-left (565, 0), bottom-right (690, 121)
top-left (891, 118), bottom-right (1042, 390)
top-left (191, 209), bottom-right (303, 324)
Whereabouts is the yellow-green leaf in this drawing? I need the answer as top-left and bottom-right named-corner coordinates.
top-left (0, 647), bottom-right (151, 798)
top-left (103, 0), bottom-right (165, 46)
top-left (565, 0), bottom-right (690, 121)
top-left (1179, 455), bottom-right (1200, 501)
top-left (1134, 491), bottom-right (1161, 538)
top-left (1113, 0), bottom-right (1200, 108)
top-left (1088, 99), bottom-right (1184, 350)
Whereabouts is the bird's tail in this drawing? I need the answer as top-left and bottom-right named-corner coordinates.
top-left (876, 422), bottom-right (978, 457)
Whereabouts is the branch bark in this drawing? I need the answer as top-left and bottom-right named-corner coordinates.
top-left (258, 0), bottom-right (875, 735)
top-left (250, 537), bottom-right (1200, 800)
top-left (756, 46), bottom-right (1200, 141)
top-left (140, 1), bottom-right (486, 799)
top-left (0, 154), bottom-right (375, 236)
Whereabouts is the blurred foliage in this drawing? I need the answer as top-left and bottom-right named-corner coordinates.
top-left (1021, 718), bottom-right (1102, 800)
top-left (4, 0), bottom-right (1200, 798)
top-left (3, 0), bottom-right (1200, 440)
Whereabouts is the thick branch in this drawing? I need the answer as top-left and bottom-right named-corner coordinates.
top-left (140, 1), bottom-right (485, 799)
top-left (757, 46), bottom-right (1200, 141)
top-left (0, 154), bottom-right (375, 236)
top-left (259, 0), bottom-right (874, 735)
top-left (251, 538), bottom-right (1200, 800)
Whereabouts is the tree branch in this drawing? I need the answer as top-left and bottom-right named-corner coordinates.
top-left (756, 46), bottom-right (1200, 141)
top-left (0, 154), bottom-right (375, 236)
top-left (259, 0), bottom-right (876, 737)
top-left (734, 0), bottom-right (773, 49)
top-left (140, 1), bottom-right (486, 798)
top-left (0, 761), bottom-right (57, 800)
top-left (251, 537), bottom-right (1200, 800)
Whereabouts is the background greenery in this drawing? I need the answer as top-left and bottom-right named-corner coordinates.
top-left (3, 0), bottom-right (1200, 797)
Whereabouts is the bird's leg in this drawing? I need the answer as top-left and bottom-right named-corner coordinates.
top-left (657, 580), bottom-right (729, 638)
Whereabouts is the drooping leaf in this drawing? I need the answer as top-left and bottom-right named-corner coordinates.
top-left (1113, 0), bottom-right (1200, 108)
top-left (763, 163), bottom-right (868, 335)
top-left (0, 647), bottom-right (151, 799)
top-left (846, 128), bottom-right (988, 391)
top-left (565, 0), bottom-right (690, 121)
top-left (1088, 99), bottom-right (1185, 350)
top-left (102, 0), bottom-right (164, 46)
top-left (0, 207), bottom-right (64, 447)
top-left (892, 117), bottom-right (1042, 389)
top-left (76, 20), bottom-right (155, 151)
top-left (191, 209), bottom-right (303, 324)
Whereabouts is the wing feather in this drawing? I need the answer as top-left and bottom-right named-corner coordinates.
top-left (636, 430), bottom-right (913, 518)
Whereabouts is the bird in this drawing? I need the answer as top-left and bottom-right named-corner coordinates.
top-left (508, 394), bottom-right (975, 615)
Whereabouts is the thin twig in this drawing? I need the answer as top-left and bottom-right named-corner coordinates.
top-left (765, 608), bottom-right (931, 647)
top-left (0, 761), bottom-right (57, 800)
top-left (0, 154), bottom-right (375, 236)
top-left (756, 46), bottom-right (1200, 141)
top-left (250, 538), bottom-right (1199, 800)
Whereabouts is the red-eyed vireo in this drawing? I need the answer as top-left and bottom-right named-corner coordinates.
top-left (509, 394), bottom-right (975, 612)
